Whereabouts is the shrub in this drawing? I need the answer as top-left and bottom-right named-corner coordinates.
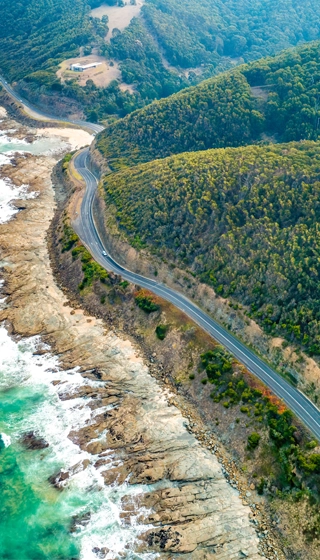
top-left (189, 373), bottom-right (195, 380)
top-left (240, 406), bottom-right (249, 414)
top-left (62, 153), bottom-right (72, 172)
top-left (156, 324), bottom-right (168, 340)
top-left (135, 291), bottom-right (160, 313)
top-left (100, 269), bottom-right (109, 283)
top-left (71, 244), bottom-right (110, 290)
top-left (248, 432), bottom-right (261, 450)
top-left (298, 453), bottom-right (320, 474)
top-left (257, 478), bottom-right (265, 495)
top-left (241, 388), bottom-right (253, 403)
top-left (306, 440), bottom-right (318, 450)
top-left (62, 224), bottom-right (79, 252)
top-left (201, 378), bottom-right (208, 385)
top-left (268, 410), bottom-right (295, 447)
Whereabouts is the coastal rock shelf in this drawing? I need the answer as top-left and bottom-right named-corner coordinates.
top-left (0, 111), bottom-right (265, 558)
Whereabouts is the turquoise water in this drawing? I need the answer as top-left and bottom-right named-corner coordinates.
top-left (0, 133), bottom-right (70, 156)
top-left (0, 327), bottom-right (157, 560)
top-left (0, 329), bottom-right (83, 559)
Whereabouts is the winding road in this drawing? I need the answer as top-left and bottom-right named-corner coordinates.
top-left (73, 148), bottom-right (320, 440)
top-left (2, 77), bottom-right (320, 440)
top-left (0, 76), bottom-right (103, 134)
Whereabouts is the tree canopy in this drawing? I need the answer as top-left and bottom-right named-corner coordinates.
top-left (2, 0), bottom-right (320, 121)
top-left (96, 41), bottom-right (320, 168)
top-left (0, 0), bottom-right (93, 82)
top-left (107, 0), bottom-right (320, 103)
top-left (102, 141), bottom-right (320, 356)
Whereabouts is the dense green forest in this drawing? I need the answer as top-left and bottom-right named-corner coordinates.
top-left (103, 141), bottom-right (320, 356)
top-left (0, 0), bottom-right (93, 82)
top-left (107, 0), bottom-right (320, 104)
top-left (142, 0), bottom-right (320, 69)
top-left (96, 41), bottom-right (320, 168)
top-left (2, 0), bottom-right (320, 120)
top-left (97, 72), bottom-right (257, 169)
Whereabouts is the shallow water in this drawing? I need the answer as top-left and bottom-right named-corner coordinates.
top-left (0, 132), bottom-right (70, 156)
top-left (0, 327), bottom-right (159, 559)
top-left (0, 127), bottom-right (158, 559)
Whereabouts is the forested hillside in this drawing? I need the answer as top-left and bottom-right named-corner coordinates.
top-left (102, 18), bottom-right (187, 105)
top-left (0, 0), bottom-right (92, 82)
top-left (2, 0), bottom-right (320, 120)
top-left (97, 72), bottom-right (258, 169)
top-left (142, 0), bottom-right (320, 69)
top-left (103, 141), bottom-right (320, 356)
top-left (107, 0), bottom-right (320, 100)
top-left (96, 42), bottom-right (320, 168)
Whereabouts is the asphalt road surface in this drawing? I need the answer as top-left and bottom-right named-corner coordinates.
top-left (2, 76), bottom-right (320, 439)
top-left (74, 148), bottom-right (320, 440)
top-left (0, 76), bottom-right (104, 134)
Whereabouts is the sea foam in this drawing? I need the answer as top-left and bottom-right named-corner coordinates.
top-left (0, 325), bottom-right (159, 559)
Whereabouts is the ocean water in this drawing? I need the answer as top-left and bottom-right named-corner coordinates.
top-left (0, 131), bottom-right (70, 156)
top-left (0, 327), bottom-right (157, 560)
top-left (0, 127), bottom-right (158, 559)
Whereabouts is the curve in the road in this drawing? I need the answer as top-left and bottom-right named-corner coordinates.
top-left (0, 76), bottom-right (104, 134)
top-left (2, 76), bottom-right (320, 440)
top-left (73, 148), bottom-right (320, 440)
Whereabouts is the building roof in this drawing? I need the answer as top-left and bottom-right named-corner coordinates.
top-left (71, 62), bottom-right (102, 70)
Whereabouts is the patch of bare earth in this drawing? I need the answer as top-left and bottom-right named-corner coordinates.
top-left (91, 0), bottom-right (144, 41)
top-left (57, 55), bottom-right (117, 88)
top-left (57, 55), bottom-right (134, 93)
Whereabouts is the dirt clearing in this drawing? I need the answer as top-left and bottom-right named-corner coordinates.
top-left (91, 1), bottom-right (145, 41)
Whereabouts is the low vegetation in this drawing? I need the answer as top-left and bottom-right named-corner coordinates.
top-left (71, 245), bottom-right (109, 290)
top-left (248, 433), bottom-right (261, 450)
top-left (155, 324), bottom-right (168, 340)
top-left (60, 224), bottom-right (108, 289)
top-left (196, 345), bottom-right (320, 503)
top-left (135, 289), bottom-right (160, 313)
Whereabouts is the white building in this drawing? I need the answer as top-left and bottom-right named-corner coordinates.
top-left (70, 62), bottom-right (102, 72)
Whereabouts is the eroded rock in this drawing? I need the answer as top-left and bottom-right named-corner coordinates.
top-left (21, 431), bottom-right (49, 450)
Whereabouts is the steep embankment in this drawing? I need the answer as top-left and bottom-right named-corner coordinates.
top-left (96, 41), bottom-right (320, 169)
top-left (102, 141), bottom-right (320, 363)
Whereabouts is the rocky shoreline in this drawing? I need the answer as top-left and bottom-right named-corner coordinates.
top-left (0, 112), bottom-right (278, 558)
